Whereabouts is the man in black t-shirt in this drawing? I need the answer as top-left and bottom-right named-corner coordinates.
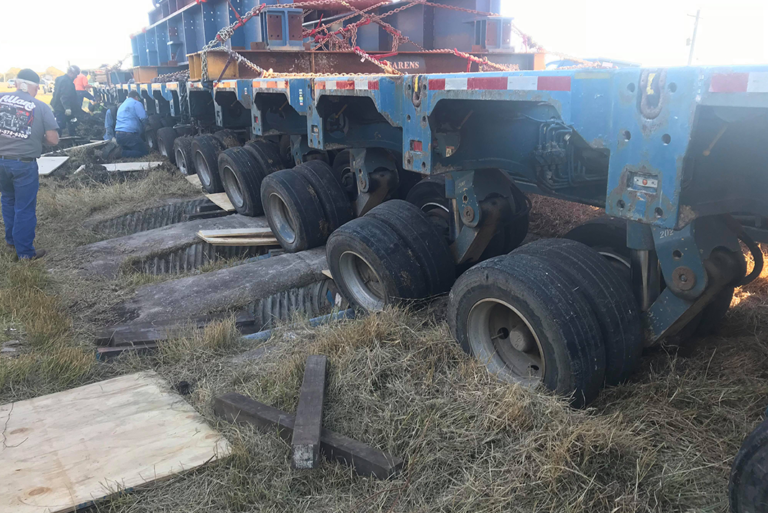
top-left (0, 69), bottom-right (59, 260)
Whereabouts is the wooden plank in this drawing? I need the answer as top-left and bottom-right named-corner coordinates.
top-left (292, 355), bottom-right (327, 469)
top-left (96, 342), bottom-right (158, 360)
top-left (198, 235), bottom-right (279, 246)
top-left (1, 372), bottom-right (230, 513)
top-left (185, 174), bottom-right (202, 187)
top-left (198, 227), bottom-right (273, 238)
top-left (205, 192), bottom-right (236, 212)
top-left (102, 162), bottom-right (164, 172)
top-left (36, 156), bottom-right (69, 176)
top-left (214, 393), bottom-right (402, 479)
top-left (186, 210), bottom-right (232, 221)
top-left (62, 140), bottom-right (108, 154)
top-left (96, 312), bottom-right (259, 347)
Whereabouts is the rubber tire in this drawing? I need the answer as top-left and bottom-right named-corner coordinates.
top-left (193, 135), bottom-right (225, 193)
top-left (161, 115), bottom-right (175, 128)
top-left (218, 148), bottom-right (266, 216)
top-left (405, 174), bottom-right (529, 263)
top-left (147, 114), bottom-right (164, 131)
top-left (145, 129), bottom-right (158, 153)
top-left (212, 129), bottom-right (241, 148)
top-left (173, 136), bottom-right (196, 176)
top-left (448, 253), bottom-right (606, 407)
top-left (174, 125), bottom-right (196, 137)
top-left (365, 200), bottom-right (456, 296)
top-left (514, 239), bottom-right (643, 386)
top-left (245, 140), bottom-right (286, 173)
top-left (730, 419), bottom-right (768, 513)
top-left (327, 216), bottom-right (430, 311)
top-left (261, 169), bottom-right (328, 252)
top-left (564, 216), bottom-right (736, 338)
top-left (564, 216), bottom-right (631, 271)
top-left (332, 149), bottom-right (358, 200)
top-left (294, 160), bottom-right (354, 232)
top-left (156, 127), bottom-right (178, 163)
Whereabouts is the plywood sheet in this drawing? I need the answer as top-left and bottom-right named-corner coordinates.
top-left (37, 157), bottom-right (69, 176)
top-left (0, 371), bottom-right (230, 513)
top-left (185, 174), bottom-right (202, 187)
top-left (102, 162), bottom-right (164, 172)
top-left (198, 234), bottom-right (279, 246)
top-left (198, 228), bottom-right (273, 238)
top-left (205, 192), bottom-right (236, 212)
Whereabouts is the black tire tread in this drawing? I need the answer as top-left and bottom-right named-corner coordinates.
top-left (261, 169), bottom-right (327, 252)
top-left (156, 127), bottom-right (178, 163)
top-left (366, 199), bottom-right (455, 296)
top-left (514, 239), bottom-right (643, 386)
top-left (218, 148), bottom-right (265, 216)
top-left (327, 216), bottom-right (429, 308)
top-left (193, 135), bottom-right (225, 193)
top-left (448, 252), bottom-right (606, 407)
top-left (294, 160), bottom-right (354, 233)
top-left (173, 136), bottom-right (196, 176)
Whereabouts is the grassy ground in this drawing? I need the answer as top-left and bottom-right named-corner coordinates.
top-left (0, 168), bottom-right (767, 512)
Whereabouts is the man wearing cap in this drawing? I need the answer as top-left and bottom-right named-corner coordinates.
top-left (0, 69), bottom-right (59, 260)
top-left (51, 66), bottom-right (81, 136)
top-left (114, 91), bottom-right (149, 158)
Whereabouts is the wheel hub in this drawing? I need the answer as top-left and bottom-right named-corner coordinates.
top-left (268, 193), bottom-right (297, 244)
top-left (221, 166), bottom-right (244, 208)
top-left (338, 251), bottom-right (385, 311)
top-left (195, 153), bottom-right (211, 186)
top-left (467, 299), bottom-right (543, 386)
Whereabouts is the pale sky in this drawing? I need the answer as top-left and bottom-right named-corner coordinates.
top-left (0, 0), bottom-right (766, 74)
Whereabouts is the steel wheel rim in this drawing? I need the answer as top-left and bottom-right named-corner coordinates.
top-left (268, 193), bottom-right (296, 244)
top-left (467, 298), bottom-right (544, 387)
top-left (221, 166), bottom-right (244, 208)
top-left (195, 152), bottom-right (211, 187)
top-left (176, 149), bottom-right (187, 174)
top-left (338, 250), bottom-right (385, 311)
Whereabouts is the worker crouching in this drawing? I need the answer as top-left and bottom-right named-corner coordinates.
top-left (114, 91), bottom-right (149, 158)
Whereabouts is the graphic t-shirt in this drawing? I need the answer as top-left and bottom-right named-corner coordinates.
top-left (0, 91), bottom-right (59, 159)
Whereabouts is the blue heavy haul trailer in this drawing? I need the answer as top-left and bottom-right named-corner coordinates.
top-left (109, 67), bottom-right (767, 408)
top-left (97, 3), bottom-right (768, 508)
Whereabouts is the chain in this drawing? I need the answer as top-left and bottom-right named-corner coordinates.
top-left (152, 69), bottom-right (190, 83)
top-left (198, 0), bottom-right (601, 83)
top-left (351, 46), bottom-right (403, 75)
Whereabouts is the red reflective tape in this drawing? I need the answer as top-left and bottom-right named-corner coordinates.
top-left (538, 76), bottom-right (571, 91)
top-left (428, 79), bottom-right (446, 90)
top-left (410, 140), bottom-right (423, 152)
top-left (315, 82), bottom-right (326, 90)
top-left (710, 73), bottom-right (749, 93)
top-left (467, 76), bottom-right (507, 90)
top-left (368, 80), bottom-right (379, 90)
top-left (336, 80), bottom-right (355, 90)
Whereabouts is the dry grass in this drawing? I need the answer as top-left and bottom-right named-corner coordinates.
top-left (0, 167), bottom-right (766, 512)
top-left (0, 254), bottom-right (97, 398)
top-left (83, 298), bottom-right (766, 513)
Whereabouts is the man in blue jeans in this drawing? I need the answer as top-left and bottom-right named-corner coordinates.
top-left (0, 69), bottom-right (59, 260)
top-left (115, 91), bottom-right (149, 158)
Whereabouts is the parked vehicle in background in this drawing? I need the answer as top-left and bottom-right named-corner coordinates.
top-left (7, 79), bottom-right (15, 88)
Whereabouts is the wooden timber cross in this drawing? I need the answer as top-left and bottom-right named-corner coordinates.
top-left (291, 355), bottom-right (327, 469)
